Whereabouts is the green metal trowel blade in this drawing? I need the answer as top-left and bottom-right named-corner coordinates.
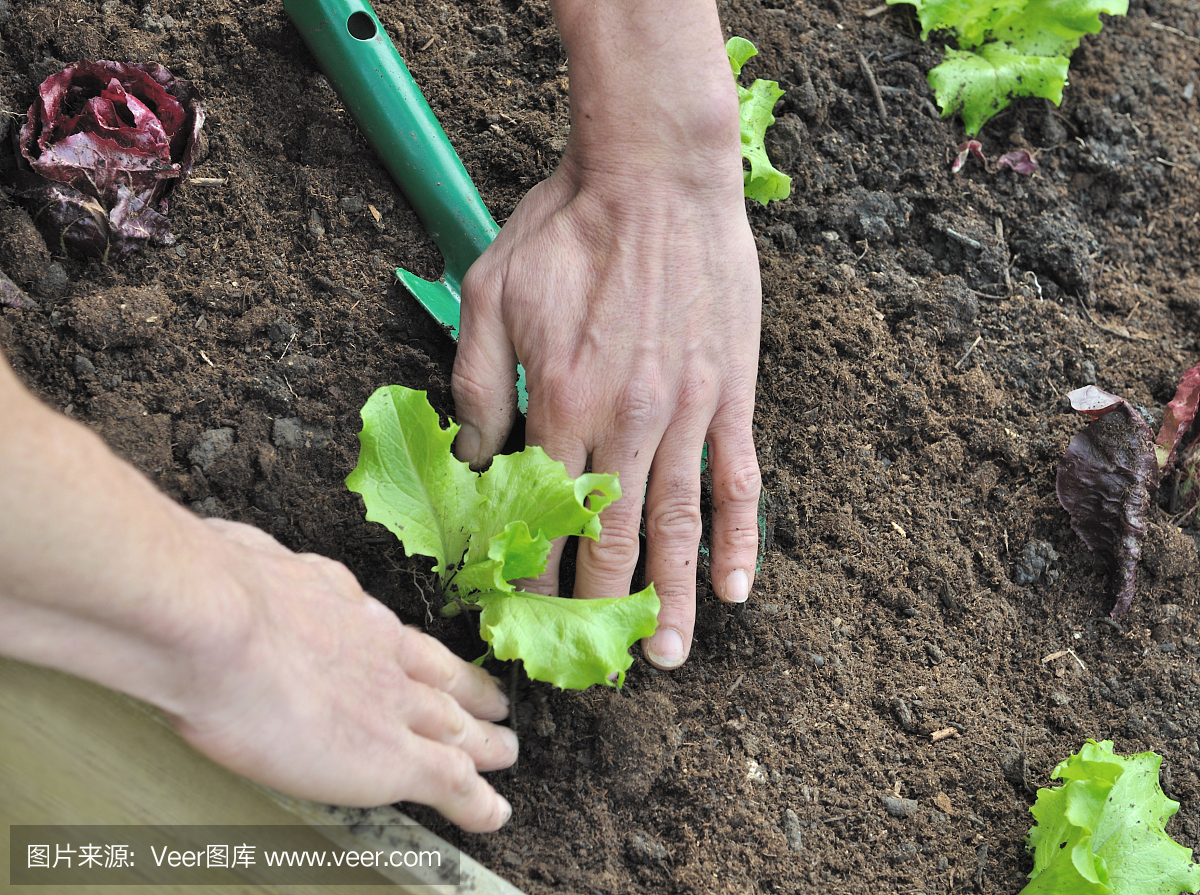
top-left (396, 269), bottom-right (462, 340)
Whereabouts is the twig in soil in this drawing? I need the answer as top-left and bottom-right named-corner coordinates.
top-left (996, 218), bottom-right (1013, 295)
top-left (187, 177), bottom-right (228, 187)
top-left (726, 671), bottom-right (746, 695)
top-left (944, 228), bottom-right (982, 250)
top-left (862, 4), bottom-right (890, 16)
top-left (930, 727), bottom-right (959, 742)
top-left (198, 350), bottom-right (215, 367)
top-left (1149, 21), bottom-right (1200, 44)
top-left (954, 335), bottom-right (983, 370)
top-left (1041, 648), bottom-right (1087, 672)
top-left (419, 36), bottom-right (437, 51)
top-left (857, 52), bottom-right (888, 121)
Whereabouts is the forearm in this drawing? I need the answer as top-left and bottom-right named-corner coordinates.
top-left (0, 355), bottom-right (243, 714)
top-left (551, 0), bottom-right (741, 180)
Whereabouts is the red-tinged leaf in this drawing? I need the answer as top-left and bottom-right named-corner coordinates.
top-left (997, 150), bottom-right (1038, 174)
top-left (12, 60), bottom-right (204, 259)
top-left (1154, 362), bottom-right (1200, 474)
top-left (1057, 388), bottom-right (1158, 617)
top-left (952, 139), bottom-right (986, 173)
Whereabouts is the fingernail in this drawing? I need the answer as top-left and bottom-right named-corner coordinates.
top-left (722, 569), bottom-right (750, 603)
top-left (499, 796), bottom-right (513, 826)
top-left (454, 423), bottom-right (481, 466)
top-left (497, 725), bottom-right (519, 755)
top-left (645, 627), bottom-right (685, 669)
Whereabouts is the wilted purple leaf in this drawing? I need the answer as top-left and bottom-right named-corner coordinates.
top-left (13, 60), bottom-right (205, 259)
top-left (997, 150), bottom-right (1038, 174)
top-left (952, 140), bottom-right (985, 173)
top-left (1057, 386), bottom-right (1158, 617)
top-left (1154, 362), bottom-right (1200, 475)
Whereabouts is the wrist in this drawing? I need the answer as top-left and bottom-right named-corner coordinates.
top-left (552, 0), bottom-right (741, 186)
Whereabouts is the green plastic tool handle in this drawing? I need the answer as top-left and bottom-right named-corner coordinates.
top-left (283, 0), bottom-right (498, 312)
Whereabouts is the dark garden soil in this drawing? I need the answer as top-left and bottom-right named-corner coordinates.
top-left (3, 0), bottom-right (1200, 892)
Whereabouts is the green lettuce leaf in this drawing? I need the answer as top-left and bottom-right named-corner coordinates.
top-left (1021, 739), bottom-right (1200, 895)
top-left (345, 384), bottom-right (477, 579)
top-left (899, 0), bottom-right (1027, 46)
top-left (990, 0), bottom-right (1131, 57)
top-left (347, 385), bottom-right (660, 689)
top-left (726, 37), bottom-right (792, 205)
top-left (930, 45), bottom-right (1068, 136)
top-left (887, 0), bottom-right (1128, 134)
top-left (478, 585), bottom-right (660, 690)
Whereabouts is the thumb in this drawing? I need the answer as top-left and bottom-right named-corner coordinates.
top-left (452, 260), bottom-right (518, 468)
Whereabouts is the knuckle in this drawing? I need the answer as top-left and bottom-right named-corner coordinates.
top-left (719, 520), bottom-right (760, 554)
top-left (719, 458), bottom-right (762, 508)
top-left (438, 692), bottom-right (469, 744)
top-left (444, 749), bottom-right (481, 800)
top-left (587, 527), bottom-right (641, 578)
top-left (613, 376), bottom-right (663, 431)
top-left (430, 655), bottom-right (461, 696)
top-left (451, 363), bottom-right (497, 407)
top-left (651, 580), bottom-right (694, 611)
top-left (646, 496), bottom-right (703, 544)
top-left (460, 262), bottom-right (502, 306)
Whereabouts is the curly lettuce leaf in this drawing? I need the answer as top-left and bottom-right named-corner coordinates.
top-left (462, 449), bottom-right (619, 581)
top-left (887, 0), bottom-right (1128, 134)
top-left (478, 586), bottom-right (660, 690)
top-left (346, 385), bottom-right (478, 579)
top-left (897, 0), bottom-right (1027, 46)
top-left (1021, 740), bottom-right (1200, 895)
top-left (726, 37), bottom-right (792, 205)
top-left (990, 0), bottom-right (1130, 57)
top-left (347, 385), bottom-right (659, 689)
top-left (931, 45), bottom-right (1068, 135)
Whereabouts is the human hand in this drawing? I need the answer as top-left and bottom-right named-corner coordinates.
top-left (168, 519), bottom-right (517, 833)
top-left (450, 7), bottom-right (762, 671)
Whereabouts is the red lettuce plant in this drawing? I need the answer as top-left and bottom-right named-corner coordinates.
top-left (13, 60), bottom-right (205, 259)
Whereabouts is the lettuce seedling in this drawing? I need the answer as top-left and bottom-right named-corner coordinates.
top-left (727, 37), bottom-right (792, 205)
top-left (886, 0), bottom-right (1129, 135)
top-left (346, 386), bottom-right (660, 689)
top-left (1021, 739), bottom-right (1199, 895)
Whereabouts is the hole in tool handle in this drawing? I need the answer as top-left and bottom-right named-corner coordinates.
top-left (346, 10), bottom-right (377, 40)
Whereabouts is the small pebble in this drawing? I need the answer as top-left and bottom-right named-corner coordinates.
top-left (783, 809), bottom-right (804, 852)
top-left (811, 654), bottom-right (825, 668)
top-left (882, 795), bottom-right (919, 818)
